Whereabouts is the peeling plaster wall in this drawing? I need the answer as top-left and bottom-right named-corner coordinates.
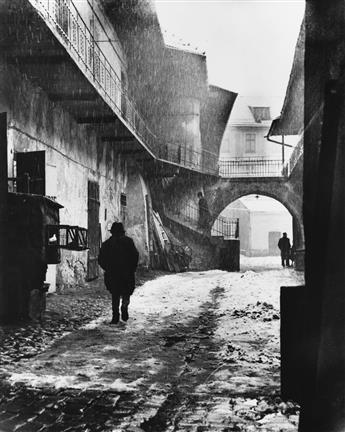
top-left (164, 98), bottom-right (202, 147)
top-left (0, 61), bottom-right (130, 290)
top-left (125, 172), bottom-right (150, 268)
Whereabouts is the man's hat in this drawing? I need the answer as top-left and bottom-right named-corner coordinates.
top-left (110, 222), bottom-right (125, 235)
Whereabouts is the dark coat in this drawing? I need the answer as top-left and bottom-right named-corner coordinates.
top-left (278, 236), bottom-right (291, 255)
top-left (98, 234), bottom-right (139, 295)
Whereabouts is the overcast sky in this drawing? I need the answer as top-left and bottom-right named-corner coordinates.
top-left (155, 0), bottom-right (305, 111)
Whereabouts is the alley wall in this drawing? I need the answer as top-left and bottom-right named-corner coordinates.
top-left (0, 60), bottom-right (149, 290)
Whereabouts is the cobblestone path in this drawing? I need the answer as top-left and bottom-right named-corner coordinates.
top-left (0, 267), bottom-right (302, 431)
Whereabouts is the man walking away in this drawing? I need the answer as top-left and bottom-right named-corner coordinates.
top-left (278, 232), bottom-right (291, 267)
top-left (98, 222), bottom-right (139, 324)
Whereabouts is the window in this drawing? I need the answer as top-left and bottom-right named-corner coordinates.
top-left (16, 150), bottom-right (46, 195)
top-left (249, 107), bottom-right (271, 123)
top-left (245, 133), bottom-right (256, 154)
top-left (120, 193), bottom-right (127, 207)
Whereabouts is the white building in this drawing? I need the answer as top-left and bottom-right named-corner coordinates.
top-left (222, 195), bottom-right (292, 256)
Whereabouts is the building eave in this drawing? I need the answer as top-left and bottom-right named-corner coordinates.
top-left (269, 17), bottom-right (305, 136)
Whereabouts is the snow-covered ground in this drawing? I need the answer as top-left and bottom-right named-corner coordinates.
top-left (2, 257), bottom-right (304, 431)
top-left (240, 254), bottom-right (286, 271)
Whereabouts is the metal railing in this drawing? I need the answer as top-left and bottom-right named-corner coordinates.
top-left (156, 142), bottom-right (219, 175)
top-left (219, 157), bottom-right (284, 178)
top-left (212, 215), bottom-right (239, 239)
top-left (176, 202), bottom-right (239, 239)
top-left (28, 0), bottom-right (219, 176)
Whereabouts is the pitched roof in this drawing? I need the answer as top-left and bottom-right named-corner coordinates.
top-left (269, 19), bottom-right (304, 136)
top-left (229, 96), bottom-right (281, 127)
top-left (201, 85), bottom-right (238, 155)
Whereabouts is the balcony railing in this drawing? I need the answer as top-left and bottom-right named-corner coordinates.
top-left (157, 142), bottom-right (219, 175)
top-left (176, 202), bottom-right (239, 239)
top-left (219, 157), bottom-right (284, 178)
top-left (28, 0), bottom-right (219, 176)
top-left (30, 0), bottom-right (156, 150)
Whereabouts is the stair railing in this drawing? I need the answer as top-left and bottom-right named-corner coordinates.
top-left (176, 202), bottom-right (239, 239)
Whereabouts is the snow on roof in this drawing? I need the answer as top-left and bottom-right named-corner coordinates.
top-left (229, 96), bottom-right (283, 127)
top-left (162, 31), bottom-right (206, 56)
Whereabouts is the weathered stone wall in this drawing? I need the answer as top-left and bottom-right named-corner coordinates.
top-left (154, 168), bottom-right (304, 266)
top-left (298, 3), bottom-right (345, 429)
top-left (207, 178), bottom-right (304, 249)
top-left (163, 97), bottom-right (202, 154)
top-left (162, 216), bottom-right (223, 270)
top-left (125, 170), bottom-right (151, 268)
top-left (0, 60), bottom-right (149, 290)
top-left (155, 174), bottom-right (303, 244)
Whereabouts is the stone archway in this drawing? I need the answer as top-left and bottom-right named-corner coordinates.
top-left (206, 178), bottom-right (304, 248)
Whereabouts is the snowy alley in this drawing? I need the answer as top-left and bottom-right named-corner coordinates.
top-left (0, 258), bottom-right (304, 431)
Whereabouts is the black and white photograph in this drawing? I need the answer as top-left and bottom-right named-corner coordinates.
top-left (0, 0), bottom-right (343, 431)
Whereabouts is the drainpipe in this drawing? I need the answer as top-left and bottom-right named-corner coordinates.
top-left (265, 118), bottom-right (293, 173)
top-left (265, 133), bottom-right (293, 148)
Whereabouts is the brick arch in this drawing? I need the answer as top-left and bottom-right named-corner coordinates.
top-left (206, 179), bottom-right (304, 248)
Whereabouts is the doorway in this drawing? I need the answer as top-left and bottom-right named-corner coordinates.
top-left (87, 180), bottom-right (100, 280)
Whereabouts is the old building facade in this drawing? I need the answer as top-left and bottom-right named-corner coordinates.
top-left (0, 0), bottom-right (236, 318)
top-left (219, 96), bottom-right (293, 177)
top-left (0, 0), bottom-right (160, 295)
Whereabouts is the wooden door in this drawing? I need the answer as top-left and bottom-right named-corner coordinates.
top-left (87, 180), bottom-right (100, 280)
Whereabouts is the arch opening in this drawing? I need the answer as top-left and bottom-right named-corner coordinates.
top-left (213, 193), bottom-right (301, 268)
